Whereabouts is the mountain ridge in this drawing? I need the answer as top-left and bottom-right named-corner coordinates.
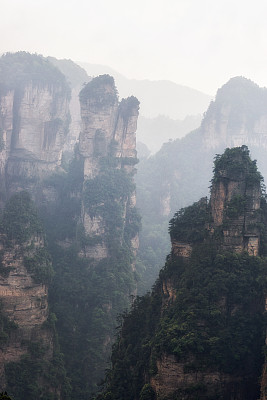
top-left (97, 146), bottom-right (267, 400)
top-left (78, 61), bottom-right (212, 120)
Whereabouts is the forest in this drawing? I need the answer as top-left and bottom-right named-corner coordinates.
top-left (1, 52), bottom-right (267, 400)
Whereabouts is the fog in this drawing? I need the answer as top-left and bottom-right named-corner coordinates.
top-left (2, 0), bottom-right (267, 94)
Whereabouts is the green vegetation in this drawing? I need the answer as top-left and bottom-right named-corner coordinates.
top-left (0, 52), bottom-right (70, 96)
top-left (0, 301), bottom-right (17, 345)
top-left (119, 96), bottom-right (140, 122)
top-left (83, 169), bottom-right (134, 236)
top-left (5, 340), bottom-right (70, 400)
top-left (135, 129), bottom-right (211, 293)
top-left (212, 145), bottom-right (263, 185)
top-left (79, 75), bottom-right (118, 106)
top-left (97, 245), bottom-right (267, 400)
top-left (0, 393), bottom-right (13, 400)
top-left (0, 192), bottom-right (54, 285)
top-left (1, 191), bottom-right (43, 244)
top-left (24, 247), bottom-right (54, 285)
top-left (169, 198), bottom-right (209, 243)
top-left (135, 79), bottom-right (267, 295)
top-left (157, 249), bottom-right (266, 374)
top-left (225, 194), bottom-right (246, 219)
top-left (40, 152), bottom-right (140, 398)
top-left (96, 148), bottom-right (267, 400)
top-left (140, 384), bottom-right (156, 400)
top-left (0, 54), bottom-right (141, 399)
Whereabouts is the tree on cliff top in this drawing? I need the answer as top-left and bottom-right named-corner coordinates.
top-left (0, 392), bottom-right (13, 400)
top-left (79, 74), bottom-right (118, 105)
top-left (95, 147), bottom-right (267, 400)
top-left (0, 52), bottom-right (70, 95)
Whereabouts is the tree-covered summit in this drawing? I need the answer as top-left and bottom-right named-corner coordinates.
top-left (212, 145), bottom-right (263, 184)
top-left (96, 147), bottom-right (267, 400)
top-left (0, 52), bottom-right (70, 94)
top-left (79, 74), bottom-right (118, 105)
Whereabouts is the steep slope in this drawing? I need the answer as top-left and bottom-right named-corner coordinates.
top-left (0, 52), bottom-right (71, 202)
top-left (97, 146), bottom-right (267, 400)
top-left (47, 57), bottom-right (91, 151)
top-left (136, 77), bottom-right (267, 292)
top-left (0, 53), bottom-right (141, 399)
top-left (0, 191), bottom-right (68, 399)
top-left (42, 74), bottom-right (140, 398)
top-left (79, 75), bottom-right (139, 261)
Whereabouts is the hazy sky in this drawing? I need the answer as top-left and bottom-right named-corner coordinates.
top-left (1, 0), bottom-right (267, 94)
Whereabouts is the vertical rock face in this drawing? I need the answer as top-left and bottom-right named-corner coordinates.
top-left (6, 87), bottom-right (69, 200)
top-left (0, 56), bottom-right (140, 397)
top-left (44, 74), bottom-right (141, 397)
top-left (0, 191), bottom-right (55, 394)
top-left (79, 75), bottom-right (139, 179)
top-left (79, 75), bottom-right (119, 179)
top-left (4, 82), bottom-right (70, 194)
top-left (201, 77), bottom-right (267, 151)
top-left (153, 147), bottom-right (266, 399)
top-left (0, 52), bottom-right (71, 200)
top-left (150, 146), bottom-right (266, 399)
top-left (210, 146), bottom-right (262, 255)
top-left (0, 236), bottom-right (51, 386)
top-left (0, 90), bottom-right (14, 198)
top-left (46, 56), bottom-right (91, 153)
top-left (169, 147), bottom-right (262, 259)
top-left (99, 147), bottom-right (267, 400)
top-left (79, 75), bottom-right (139, 261)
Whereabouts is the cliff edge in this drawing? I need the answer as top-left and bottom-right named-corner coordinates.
top-left (97, 146), bottom-right (267, 400)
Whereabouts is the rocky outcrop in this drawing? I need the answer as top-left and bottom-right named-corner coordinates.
top-left (201, 77), bottom-right (267, 152)
top-left (46, 56), bottom-right (90, 153)
top-left (0, 233), bottom-right (53, 389)
top-left (3, 82), bottom-right (70, 196)
top-left (79, 75), bottom-right (138, 179)
top-left (78, 75), bottom-right (139, 261)
top-left (210, 146), bottom-right (262, 255)
top-left (151, 354), bottom-right (244, 400)
top-left (0, 190), bottom-right (58, 396)
top-left (169, 147), bottom-right (262, 260)
top-left (171, 241), bottom-right (192, 258)
top-left (151, 147), bottom-right (265, 399)
top-left (136, 76), bottom-right (267, 234)
top-left (0, 53), bottom-right (71, 202)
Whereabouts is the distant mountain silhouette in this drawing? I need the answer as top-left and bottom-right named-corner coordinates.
top-left (78, 62), bottom-right (212, 120)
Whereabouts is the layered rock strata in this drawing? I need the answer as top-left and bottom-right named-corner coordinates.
top-left (2, 83), bottom-right (70, 197)
top-left (78, 75), bottom-right (139, 261)
top-left (0, 53), bottom-right (71, 203)
top-left (152, 147), bottom-right (265, 399)
top-left (0, 234), bottom-right (52, 388)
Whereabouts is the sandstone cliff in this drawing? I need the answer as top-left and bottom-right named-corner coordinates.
top-left (47, 56), bottom-right (91, 152)
top-left (78, 75), bottom-right (139, 262)
top-left (136, 76), bottom-right (267, 296)
top-left (152, 147), bottom-right (265, 399)
top-left (98, 146), bottom-right (267, 400)
top-left (39, 74), bottom-right (141, 398)
top-left (0, 191), bottom-right (61, 397)
top-left (0, 54), bottom-right (141, 399)
top-left (0, 52), bottom-right (71, 203)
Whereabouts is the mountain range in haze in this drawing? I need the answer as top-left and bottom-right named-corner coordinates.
top-left (78, 61), bottom-right (212, 152)
top-left (79, 61), bottom-right (212, 120)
